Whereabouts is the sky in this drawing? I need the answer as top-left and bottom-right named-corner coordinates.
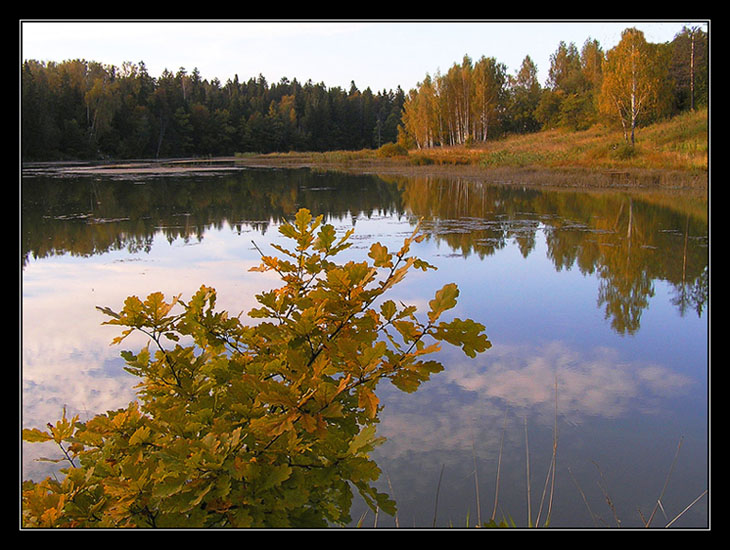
top-left (20, 20), bottom-right (708, 93)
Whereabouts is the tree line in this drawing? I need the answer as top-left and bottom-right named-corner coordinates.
top-left (22, 61), bottom-right (406, 161)
top-left (398, 26), bottom-right (707, 149)
top-left (21, 25), bottom-right (706, 162)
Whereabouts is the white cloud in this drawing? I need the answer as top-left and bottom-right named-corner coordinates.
top-left (374, 340), bottom-right (694, 458)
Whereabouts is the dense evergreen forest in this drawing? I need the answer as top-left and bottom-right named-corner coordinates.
top-left (21, 25), bottom-right (707, 162)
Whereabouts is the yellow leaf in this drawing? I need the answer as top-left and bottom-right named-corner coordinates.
top-left (428, 283), bottom-right (460, 322)
top-left (22, 427), bottom-right (53, 443)
top-left (298, 413), bottom-right (318, 433)
top-left (358, 386), bottom-right (379, 419)
top-left (368, 242), bottom-right (393, 268)
top-left (336, 374), bottom-right (352, 396)
top-left (128, 425), bottom-right (151, 446)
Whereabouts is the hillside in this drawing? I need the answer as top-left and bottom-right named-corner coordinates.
top-left (245, 108), bottom-right (708, 188)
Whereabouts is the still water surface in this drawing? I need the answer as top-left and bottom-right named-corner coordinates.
top-left (21, 167), bottom-right (708, 528)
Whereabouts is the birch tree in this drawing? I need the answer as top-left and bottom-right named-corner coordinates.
top-left (599, 28), bottom-right (670, 146)
top-left (400, 76), bottom-right (437, 149)
top-left (471, 56), bottom-right (507, 141)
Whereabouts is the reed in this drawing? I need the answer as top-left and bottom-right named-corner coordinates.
top-left (352, 370), bottom-right (705, 529)
top-left (433, 374), bottom-right (705, 529)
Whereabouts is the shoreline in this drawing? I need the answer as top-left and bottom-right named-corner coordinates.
top-left (22, 154), bottom-right (709, 191)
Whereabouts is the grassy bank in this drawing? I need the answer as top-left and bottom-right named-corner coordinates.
top-left (247, 108), bottom-right (707, 187)
top-left (486, 108), bottom-right (707, 171)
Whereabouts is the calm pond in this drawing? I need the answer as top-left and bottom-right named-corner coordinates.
top-left (21, 166), bottom-right (709, 529)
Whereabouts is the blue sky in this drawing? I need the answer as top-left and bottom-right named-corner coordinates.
top-left (20, 20), bottom-right (707, 93)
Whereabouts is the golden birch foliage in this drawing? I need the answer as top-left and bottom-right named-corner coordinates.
top-left (22, 209), bottom-right (491, 528)
top-left (398, 55), bottom-right (506, 147)
top-left (599, 28), bottom-right (671, 144)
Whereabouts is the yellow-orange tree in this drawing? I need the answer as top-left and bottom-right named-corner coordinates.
top-left (599, 27), bottom-right (672, 146)
top-left (22, 209), bottom-right (491, 528)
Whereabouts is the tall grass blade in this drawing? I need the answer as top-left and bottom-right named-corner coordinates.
top-left (525, 416), bottom-right (532, 528)
top-left (593, 461), bottom-right (621, 527)
top-left (664, 489), bottom-right (708, 528)
top-left (568, 466), bottom-right (600, 527)
top-left (433, 464), bottom-right (445, 528)
top-left (385, 472), bottom-right (399, 528)
top-left (645, 436), bottom-right (684, 528)
top-left (491, 409), bottom-right (508, 522)
top-left (472, 440), bottom-right (481, 526)
top-left (535, 376), bottom-right (559, 527)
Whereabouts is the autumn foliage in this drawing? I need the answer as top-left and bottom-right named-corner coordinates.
top-left (22, 209), bottom-right (491, 528)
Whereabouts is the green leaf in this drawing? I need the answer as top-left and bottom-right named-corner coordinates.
top-left (379, 300), bottom-right (396, 320)
top-left (151, 475), bottom-right (187, 500)
top-left (348, 424), bottom-right (382, 456)
top-left (278, 223), bottom-right (299, 240)
top-left (389, 360), bottom-right (444, 393)
top-left (353, 480), bottom-right (396, 516)
top-left (128, 425), bottom-right (151, 446)
top-left (314, 223), bottom-right (337, 252)
top-left (259, 464), bottom-right (293, 492)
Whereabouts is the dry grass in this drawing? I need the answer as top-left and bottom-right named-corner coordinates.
top-left (405, 108), bottom-right (708, 173)
top-left (234, 109), bottom-right (707, 189)
top-left (410, 109), bottom-right (709, 171)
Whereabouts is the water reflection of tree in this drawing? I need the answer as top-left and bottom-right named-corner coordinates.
top-left (395, 176), bottom-right (708, 334)
top-left (22, 169), bottom-right (708, 334)
top-left (20, 168), bottom-right (404, 267)
top-left (670, 213), bottom-right (709, 318)
top-left (672, 266), bottom-right (708, 318)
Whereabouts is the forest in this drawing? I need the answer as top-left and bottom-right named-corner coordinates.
top-left (21, 26), bottom-right (707, 163)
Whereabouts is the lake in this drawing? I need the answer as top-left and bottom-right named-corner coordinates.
top-left (21, 165), bottom-right (709, 529)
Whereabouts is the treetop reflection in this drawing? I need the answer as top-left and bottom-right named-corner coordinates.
top-left (21, 168), bottom-right (708, 335)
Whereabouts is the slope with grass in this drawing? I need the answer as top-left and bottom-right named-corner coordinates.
top-left (473, 107), bottom-right (708, 172)
top-left (246, 108), bottom-right (708, 188)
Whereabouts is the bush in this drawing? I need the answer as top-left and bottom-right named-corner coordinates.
top-left (610, 141), bottom-right (637, 160)
top-left (375, 142), bottom-right (408, 158)
top-left (22, 209), bottom-right (491, 528)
